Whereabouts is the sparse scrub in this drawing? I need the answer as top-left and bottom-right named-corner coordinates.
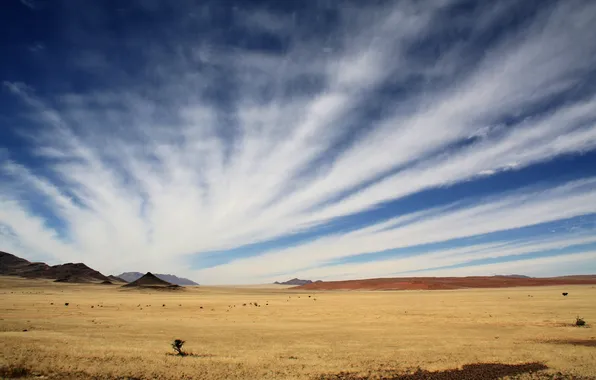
top-left (575, 316), bottom-right (586, 326)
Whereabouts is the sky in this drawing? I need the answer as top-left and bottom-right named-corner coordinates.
top-left (1, 0), bottom-right (596, 284)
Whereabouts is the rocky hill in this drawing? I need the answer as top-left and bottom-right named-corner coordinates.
top-left (122, 272), bottom-right (180, 289)
top-left (274, 278), bottom-right (321, 286)
top-left (117, 272), bottom-right (198, 286)
top-left (0, 251), bottom-right (109, 283)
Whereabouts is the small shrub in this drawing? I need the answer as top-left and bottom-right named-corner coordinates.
top-left (575, 316), bottom-right (586, 326)
top-left (64, 303), bottom-right (69, 306)
top-left (171, 339), bottom-right (186, 356)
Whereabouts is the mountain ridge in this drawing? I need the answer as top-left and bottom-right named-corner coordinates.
top-left (0, 251), bottom-right (198, 285)
top-left (117, 272), bottom-right (198, 286)
top-left (274, 278), bottom-right (322, 286)
top-left (0, 251), bottom-right (109, 283)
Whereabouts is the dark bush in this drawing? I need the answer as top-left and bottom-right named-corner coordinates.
top-left (171, 339), bottom-right (186, 356)
top-left (575, 316), bottom-right (586, 326)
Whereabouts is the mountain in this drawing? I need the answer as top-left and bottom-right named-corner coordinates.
top-left (0, 251), bottom-right (109, 283)
top-left (496, 274), bottom-right (532, 278)
top-left (107, 275), bottom-right (128, 283)
top-left (274, 278), bottom-right (318, 286)
top-left (122, 272), bottom-right (179, 289)
top-left (117, 272), bottom-right (198, 285)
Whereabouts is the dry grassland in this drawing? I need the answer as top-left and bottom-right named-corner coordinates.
top-left (1, 276), bottom-right (595, 379)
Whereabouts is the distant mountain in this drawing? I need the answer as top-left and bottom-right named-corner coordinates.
top-left (0, 251), bottom-right (109, 283)
top-left (117, 272), bottom-right (199, 286)
top-left (274, 278), bottom-right (319, 286)
top-left (122, 272), bottom-right (179, 289)
top-left (107, 275), bottom-right (128, 283)
top-left (497, 274), bottom-right (532, 278)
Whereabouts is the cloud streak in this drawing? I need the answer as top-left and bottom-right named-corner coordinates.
top-left (1, 0), bottom-right (596, 283)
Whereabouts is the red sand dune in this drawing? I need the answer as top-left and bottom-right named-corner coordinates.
top-left (294, 275), bottom-right (596, 291)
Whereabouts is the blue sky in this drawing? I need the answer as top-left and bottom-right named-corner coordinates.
top-left (1, 0), bottom-right (596, 284)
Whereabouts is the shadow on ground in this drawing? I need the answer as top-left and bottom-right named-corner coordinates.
top-left (317, 362), bottom-right (551, 380)
top-left (164, 352), bottom-right (216, 358)
top-left (545, 339), bottom-right (596, 348)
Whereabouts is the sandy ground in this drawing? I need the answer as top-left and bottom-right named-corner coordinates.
top-left (206, 284), bottom-right (297, 290)
top-left (0, 276), bottom-right (595, 379)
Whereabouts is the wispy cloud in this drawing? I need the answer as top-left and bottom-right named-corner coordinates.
top-left (1, 0), bottom-right (596, 283)
top-left (19, 0), bottom-right (39, 10)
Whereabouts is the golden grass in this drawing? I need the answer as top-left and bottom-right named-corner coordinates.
top-left (1, 276), bottom-right (595, 379)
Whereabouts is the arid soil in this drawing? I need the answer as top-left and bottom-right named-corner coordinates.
top-left (1, 277), bottom-right (595, 379)
top-left (295, 275), bottom-right (596, 291)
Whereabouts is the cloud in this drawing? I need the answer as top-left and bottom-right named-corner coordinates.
top-left (1, 0), bottom-right (596, 283)
top-left (19, 0), bottom-right (39, 10)
top-left (194, 179), bottom-right (596, 283)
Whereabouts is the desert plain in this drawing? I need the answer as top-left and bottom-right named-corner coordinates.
top-left (1, 276), bottom-right (595, 379)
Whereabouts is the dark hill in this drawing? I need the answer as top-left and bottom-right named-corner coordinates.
top-left (1, 251), bottom-right (50, 276)
top-left (1, 251), bottom-right (109, 283)
top-left (117, 271), bottom-right (198, 285)
top-left (47, 263), bottom-right (109, 282)
top-left (122, 272), bottom-right (180, 289)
